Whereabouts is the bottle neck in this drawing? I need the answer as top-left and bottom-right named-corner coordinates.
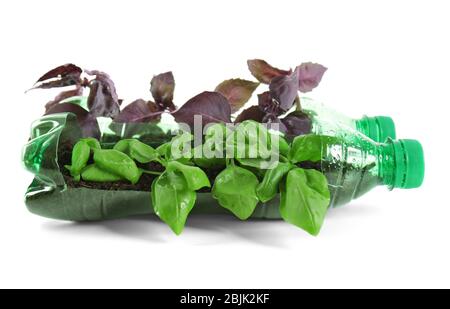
top-left (377, 138), bottom-right (425, 189)
top-left (355, 116), bottom-right (396, 143)
top-left (378, 142), bottom-right (397, 189)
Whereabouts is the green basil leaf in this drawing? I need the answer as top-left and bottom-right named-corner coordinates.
top-left (280, 168), bottom-right (330, 236)
top-left (288, 134), bottom-right (322, 163)
top-left (288, 134), bottom-right (338, 163)
top-left (93, 149), bottom-right (141, 184)
top-left (82, 138), bottom-right (101, 150)
top-left (69, 138), bottom-right (100, 181)
top-left (256, 162), bottom-right (293, 202)
top-left (112, 139), bottom-right (130, 153)
top-left (278, 136), bottom-right (290, 158)
top-left (212, 164), bottom-right (259, 220)
top-left (155, 143), bottom-right (172, 164)
top-left (236, 157), bottom-right (272, 169)
top-left (81, 164), bottom-right (124, 182)
top-left (166, 161), bottom-right (210, 191)
top-left (113, 139), bottom-right (159, 163)
top-left (151, 171), bottom-right (196, 235)
top-left (70, 141), bottom-right (90, 181)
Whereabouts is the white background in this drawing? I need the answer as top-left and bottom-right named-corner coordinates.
top-left (0, 0), bottom-right (449, 288)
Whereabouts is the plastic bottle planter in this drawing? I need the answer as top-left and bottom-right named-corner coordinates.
top-left (23, 61), bottom-right (422, 235)
top-left (23, 113), bottom-right (425, 236)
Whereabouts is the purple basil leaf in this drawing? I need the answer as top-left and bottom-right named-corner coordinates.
top-left (115, 99), bottom-right (162, 123)
top-left (44, 103), bottom-right (100, 139)
top-left (30, 78), bottom-right (81, 90)
top-left (215, 78), bottom-right (259, 113)
top-left (85, 70), bottom-right (120, 118)
top-left (234, 105), bottom-right (265, 123)
top-left (247, 59), bottom-right (291, 84)
top-left (258, 113), bottom-right (288, 134)
top-left (79, 114), bottom-right (102, 139)
top-left (263, 116), bottom-right (288, 133)
top-left (44, 101), bottom-right (88, 117)
top-left (172, 91), bottom-right (231, 129)
top-left (150, 72), bottom-right (176, 111)
top-left (269, 68), bottom-right (299, 112)
top-left (31, 64), bottom-right (83, 90)
top-left (257, 91), bottom-right (280, 115)
top-left (280, 110), bottom-right (312, 137)
top-left (36, 64), bottom-right (82, 83)
top-left (44, 87), bottom-right (83, 112)
top-left (297, 62), bottom-right (327, 92)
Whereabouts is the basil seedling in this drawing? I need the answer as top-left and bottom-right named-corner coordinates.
top-left (66, 138), bottom-right (101, 181)
top-left (113, 139), bottom-right (159, 163)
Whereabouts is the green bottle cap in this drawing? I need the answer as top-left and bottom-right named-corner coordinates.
top-left (356, 116), bottom-right (396, 142)
top-left (388, 139), bottom-right (425, 189)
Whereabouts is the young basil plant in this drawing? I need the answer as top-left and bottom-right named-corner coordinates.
top-left (252, 133), bottom-right (332, 235)
top-left (235, 132), bottom-right (332, 235)
top-left (152, 159), bottom-right (210, 235)
top-left (65, 138), bottom-right (101, 181)
top-left (113, 139), bottom-right (159, 163)
top-left (144, 132), bottom-right (212, 234)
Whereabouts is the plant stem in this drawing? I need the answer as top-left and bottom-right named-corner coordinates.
top-left (280, 155), bottom-right (289, 163)
top-left (226, 158), bottom-right (235, 167)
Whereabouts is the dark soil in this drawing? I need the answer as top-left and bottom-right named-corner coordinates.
top-left (298, 161), bottom-right (322, 170)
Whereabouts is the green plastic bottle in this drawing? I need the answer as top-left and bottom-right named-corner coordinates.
top-left (254, 127), bottom-right (424, 218)
top-left (319, 133), bottom-right (424, 208)
top-left (300, 97), bottom-right (396, 142)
